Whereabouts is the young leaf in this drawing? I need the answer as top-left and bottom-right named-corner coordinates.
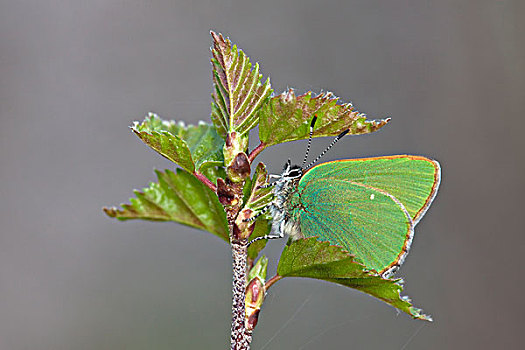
top-left (132, 113), bottom-right (224, 173)
top-left (240, 163), bottom-right (273, 260)
top-left (103, 168), bottom-right (229, 242)
top-left (210, 32), bottom-right (272, 137)
top-left (258, 89), bottom-right (390, 150)
top-left (248, 255), bottom-right (268, 282)
top-left (276, 238), bottom-right (431, 320)
top-left (245, 163), bottom-right (274, 213)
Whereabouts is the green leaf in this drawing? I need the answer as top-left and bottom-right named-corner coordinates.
top-left (258, 89), bottom-right (390, 149)
top-left (277, 238), bottom-right (431, 320)
top-left (210, 32), bottom-right (272, 137)
top-left (132, 113), bottom-right (225, 173)
top-left (103, 168), bottom-right (229, 242)
top-left (245, 163), bottom-right (274, 213)
top-left (248, 255), bottom-right (268, 282)
top-left (247, 218), bottom-right (271, 260)
top-left (200, 165), bottom-right (227, 186)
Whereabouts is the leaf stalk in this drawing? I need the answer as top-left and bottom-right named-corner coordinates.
top-left (193, 171), bottom-right (217, 192)
top-left (264, 274), bottom-right (283, 290)
top-left (248, 142), bottom-right (266, 163)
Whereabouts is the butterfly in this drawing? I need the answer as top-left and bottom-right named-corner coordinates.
top-left (250, 116), bottom-right (441, 277)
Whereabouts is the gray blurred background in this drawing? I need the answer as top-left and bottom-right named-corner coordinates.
top-left (1, 1), bottom-right (523, 349)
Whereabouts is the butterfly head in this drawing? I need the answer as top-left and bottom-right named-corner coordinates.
top-left (281, 159), bottom-right (303, 180)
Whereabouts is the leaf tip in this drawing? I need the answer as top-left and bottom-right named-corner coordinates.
top-left (210, 30), bottom-right (220, 42)
top-left (102, 206), bottom-right (117, 218)
top-left (410, 306), bottom-right (433, 321)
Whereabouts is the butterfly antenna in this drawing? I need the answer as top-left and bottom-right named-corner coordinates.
top-left (305, 128), bottom-right (349, 170)
top-left (301, 115), bottom-right (317, 167)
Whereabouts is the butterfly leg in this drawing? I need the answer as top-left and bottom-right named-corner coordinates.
top-left (248, 227), bottom-right (284, 246)
top-left (257, 182), bottom-right (276, 190)
top-left (243, 205), bottom-right (270, 222)
top-left (248, 203), bottom-right (287, 246)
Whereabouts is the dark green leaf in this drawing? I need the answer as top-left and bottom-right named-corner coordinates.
top-left (258, 89), bottom-right (390, 149)
top-left (242, 176), bottom-right (253, 206)
top-left (247, 218), bottom-right (271, 260)
top-left (210, 32), bottom-right (272, 137)
top-left (103, 169), bottom-right (229, 242)
top-left (132, 113), bottom-right (224, 173)
top-left (277, 238), bottom-right (431, 320)
top-left (200, 166), bottom-right (227, 186)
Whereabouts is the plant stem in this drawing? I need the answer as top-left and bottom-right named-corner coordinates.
top-left (265, 274), bottom-right (283, 290)
top-left (230, 238), bottom-right (252, 350)
top-left (193, 171), bottom-right (217, 192)
top-left (248, 142), bottom-right (266, 163)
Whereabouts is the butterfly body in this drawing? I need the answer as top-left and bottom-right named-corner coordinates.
top-left (268, 155), bottom-right (440, 277)
top-left (268, 162), bottom-right (304, 241)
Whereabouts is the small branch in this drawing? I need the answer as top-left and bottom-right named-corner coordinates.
top-left (248, 142), bottom-right (266, 163)
top-left (193, 171), bottom-right (217, 192)
top-left (223, 175), bottom-right (251, 349)
top-left (265, 274), bottom-right (282, 290)
top-left (231, 239), bottom-right (251, 350)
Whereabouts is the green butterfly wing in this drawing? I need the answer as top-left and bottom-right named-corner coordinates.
top-left (302, 155), bottom-right (441, 224)
top-left (294, 155), bottom-right (440, 275)
top-left (295, 178), bottom-right (413, 275)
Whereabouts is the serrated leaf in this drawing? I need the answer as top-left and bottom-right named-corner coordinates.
top-left (103, 168), bottom-right (229, 242)
top-left (277, 238), bottom-right (431, 320)
top-left (258, 89), bottom-right (390, 149)
top-left (245, 162), bottom-right (274, 213)
top-left (132, 113), bottom-right (225, 173)
top-left (210, 32), bottom-right (272, 137)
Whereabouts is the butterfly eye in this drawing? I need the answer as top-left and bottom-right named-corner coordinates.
top-left (288, 169), bottom-right (302, 178)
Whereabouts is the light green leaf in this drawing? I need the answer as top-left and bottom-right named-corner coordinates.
top-left (210, 32), bottom-right (272, 137)
top-left (258, 89), bottom-right (390, 150)
top-left (248, 255), bottom-right (268, 282)
top-left (277, 238), bottom-right (431, 320)
top-left (103, 169), bottom-right (229, 242)
top-left (132, 113), bottom-right (225, 173)
top-left (245, 162), bottom-right (274, 213)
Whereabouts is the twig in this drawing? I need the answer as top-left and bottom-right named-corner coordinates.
top-left (248, 142), bottom-right (266, 163)
top-left (265, 274), bottom-right (282, 290)
top-left (193, 171), bottom-right (217, 192)
top-left (231, 239), bottom-right (251, 350)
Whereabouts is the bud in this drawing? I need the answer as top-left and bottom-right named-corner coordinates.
top-left (224, 132), bottom-right (249, 168)
top-left (227, 152), bottom-right (251, 183)
top-left (234, 208), bottom-right (255, 240)
top-left (245, 256), bottom-right (268, 331)
top-left (216, 178), bottom-right (236, 206)
top-left (245, 277), bottom-right (264, 331)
